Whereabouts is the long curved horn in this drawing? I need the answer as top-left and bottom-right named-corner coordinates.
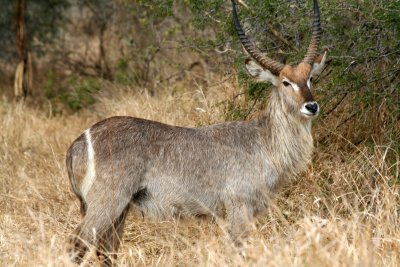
top-left (231, 0), bottom-right (284, 75)
top-left (302, 0), bottom-right (322, 65)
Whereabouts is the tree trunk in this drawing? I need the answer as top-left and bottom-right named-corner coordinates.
top-left (98, 23), bottom-right (112, 80)
top-left (14, 0), bottom-right (32, 101)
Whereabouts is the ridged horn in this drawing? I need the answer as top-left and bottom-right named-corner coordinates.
top-left (302, 0), bottom-right (322, 65)
top-left (231, 0), bottom-right (284, 75)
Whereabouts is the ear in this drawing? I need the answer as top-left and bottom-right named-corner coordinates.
top-left (311, 48), bottom-right (328, 76)
top-left (244, 58), bottom-right (279, 86)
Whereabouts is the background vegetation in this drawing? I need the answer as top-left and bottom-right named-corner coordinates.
top-left (0, 0), bottom-right (399, 266)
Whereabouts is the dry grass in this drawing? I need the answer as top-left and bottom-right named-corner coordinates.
top-left (0, 77), bottom-right (399, 266)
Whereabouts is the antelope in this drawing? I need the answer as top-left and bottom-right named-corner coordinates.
top-left (66, 0), bottom-right (327, 265)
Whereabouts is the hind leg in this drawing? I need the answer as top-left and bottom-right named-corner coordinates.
top-left (97, 204), bottom-right (130, 266)
top-left (68, 197), bottom-right (88, 265)
top-left (69, 189), bottom-right (132, 265)
top-left (68, 223), bottom-right (89, 265)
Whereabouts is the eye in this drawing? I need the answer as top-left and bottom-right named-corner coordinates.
top-left (310, 77), bottom-right (313, 83)
top-left (282, 81), bottom-right (290, 87)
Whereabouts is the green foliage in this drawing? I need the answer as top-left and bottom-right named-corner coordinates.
top-left (225, 100), bottom-right (248, 121)
top-left (136, 0), bottom-right (174, 18)
top-left (59, 77), bottom-right (101, 112)
top-left (43, 71), bottom-right (57, 99)
top-left (369, 0), bottom-right (400, 32)
top-left (114, 58), bottom-right (133, 85)
top-left (44, 73), bottom-right (102, 113)
top-left (186, 0), bottom-right (225, 30)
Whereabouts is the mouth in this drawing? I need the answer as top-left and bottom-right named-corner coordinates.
top-left (300, 104), bottom-right (319, 118)
top-left (301, 111), bottom-right (318, 118)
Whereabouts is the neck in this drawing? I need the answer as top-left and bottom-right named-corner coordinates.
top-left (256, 90), bottom-right (314, 180)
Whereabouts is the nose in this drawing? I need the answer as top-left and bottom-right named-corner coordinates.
top-left (305, 102), bottom-right (319, 114)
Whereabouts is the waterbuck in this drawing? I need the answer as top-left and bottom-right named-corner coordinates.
top-left (66, 0), bottom-right (327, 265)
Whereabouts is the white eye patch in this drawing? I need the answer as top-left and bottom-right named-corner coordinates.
top-left (282, 77), bottom-right (300, 91)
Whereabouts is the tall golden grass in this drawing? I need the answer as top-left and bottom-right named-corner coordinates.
top-left (0, 77), bottom-right (398, 266)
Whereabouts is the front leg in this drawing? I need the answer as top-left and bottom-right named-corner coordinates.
top-left (224, 199), bottom-right (255, 246)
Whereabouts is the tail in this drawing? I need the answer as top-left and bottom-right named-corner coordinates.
top-left (66, 145), bottom-right (88, 216)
